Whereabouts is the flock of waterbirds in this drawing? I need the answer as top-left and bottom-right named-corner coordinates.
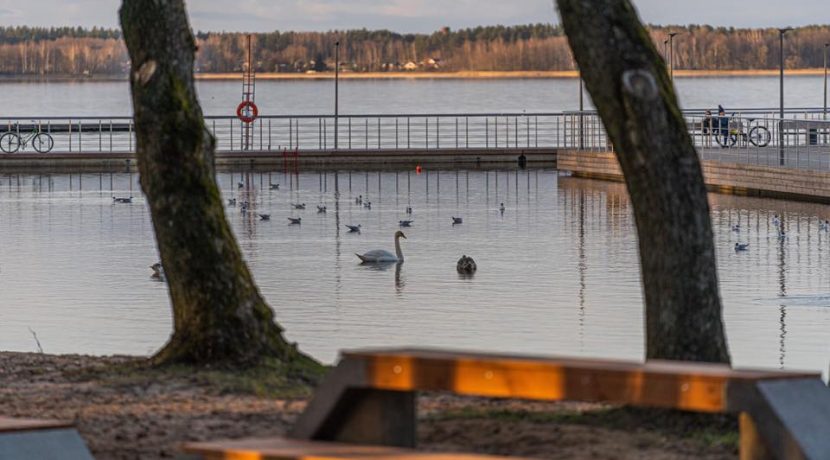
top-left (114, 180), bottom-right (494, 280)
top-left (732, 214), bottom-right (830, 252)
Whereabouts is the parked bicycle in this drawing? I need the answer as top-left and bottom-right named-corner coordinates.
top-left (0, 124), bottom-right (55, 153)
top-left (715, 115), bottom-right (771, 148)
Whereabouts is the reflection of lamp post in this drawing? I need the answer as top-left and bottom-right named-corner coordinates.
top-left (334, 40), bottom-right (340, 150)
top-left (778, 27), bottom-right (792, 165)
top-left (668, 32), bottom-right (679, 80)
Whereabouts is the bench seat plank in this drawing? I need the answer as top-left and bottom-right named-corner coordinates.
top-left (0, 417), bottom-right (74, 433)
top-left (184, 437), bottom-right (522, 460)
top-left (342, 348), bottom-right (818, 413)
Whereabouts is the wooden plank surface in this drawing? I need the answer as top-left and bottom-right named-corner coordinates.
top-left (342, 348), bottom-right (819, 413)
top-left (0, 417), bottom-right (74, 433)
top-left (184, 437), bottom-right (524, 459)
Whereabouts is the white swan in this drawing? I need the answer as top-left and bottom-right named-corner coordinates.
top-left (357, 231), bottom-right (406, 263)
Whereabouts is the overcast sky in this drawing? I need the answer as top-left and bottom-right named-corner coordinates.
top-left (0, 0), bottom-right (826, 32)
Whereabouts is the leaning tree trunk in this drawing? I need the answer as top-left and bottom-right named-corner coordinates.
top-left (119, 0), bottom-right (317, 369)
top-left (556, 0), bottom-right (730, 363)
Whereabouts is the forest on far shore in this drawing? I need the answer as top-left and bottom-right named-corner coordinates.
top-left (0, 24), bottom-right (828, 76)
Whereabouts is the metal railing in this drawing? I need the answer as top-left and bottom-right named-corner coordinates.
top-left (0, 108), bottom-right (828, 171)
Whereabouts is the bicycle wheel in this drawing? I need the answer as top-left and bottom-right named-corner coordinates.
top-left (0, 132), bottom-right (20, 153)
top-left (32, 132), bottom-right (54, 153)
top-left (748, 126), bottom-right (771, 147)
top-left (715, 133), bottom-right (737, 147)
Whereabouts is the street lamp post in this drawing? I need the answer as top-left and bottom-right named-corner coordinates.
top-left (668, 32), bottom-right (679, 80)
top-left (824, 42), bottom-right (828, 120)
top-left (579, 73), bottom-right (584, 150)
top-left (334, 40), bottom-right (340, 151)
top-left (778, 27), bottom-right (792, 165)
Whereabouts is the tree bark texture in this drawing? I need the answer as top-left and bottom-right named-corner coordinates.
top-left (119, 0), bottom-right (317, 368)
top-left (557, 0), bottom-right (730, 363)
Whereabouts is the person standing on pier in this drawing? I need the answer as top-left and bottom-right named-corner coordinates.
top-left (717, 105), bottom-right (730, 147)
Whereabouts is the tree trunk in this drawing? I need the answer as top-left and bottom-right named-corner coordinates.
top-left (119, 0), bottom-right (318, 369)
top-left (556, 0), bottom-right (730, 363)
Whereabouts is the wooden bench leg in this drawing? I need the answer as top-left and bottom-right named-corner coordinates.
top-left (313, 388), bottom-right (416, 447)
top-left (740, 412), bottom-right (772, 460)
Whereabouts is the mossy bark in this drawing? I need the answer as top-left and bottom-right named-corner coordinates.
top-left (119, 0), bottom-right (318, 369)
top-left (556, 0), bottom-right (730, 363)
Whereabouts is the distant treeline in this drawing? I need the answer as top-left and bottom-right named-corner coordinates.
top-left (0, 24), bottom-right (828, 76)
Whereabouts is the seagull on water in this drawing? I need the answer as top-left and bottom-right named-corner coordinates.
top-left (258, 214), bottom-right (271, 221)
top-left (113, 196), bottom-right (133, 204)
top-left (292, 203), bottom-right (306, 210)
top-left (269, 183), bottom-right (280, 190)
top-left (346, 224), bottom-right (362, 233)
top-left (317, 205), bottom-right (327, 213)
top-left (288, 217), bottom-right (302, 225)
top-left (452, 217), bottom-right (463, 225)
top-left (735, 243), bottom-right (749, 251)
top-left (399, 220), bottom-right (413, 227)
top-left (227, 198), bottom-right (237, 206)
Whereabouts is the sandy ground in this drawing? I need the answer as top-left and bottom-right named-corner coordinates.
top-left (0, 352), bottom-right (738, 459)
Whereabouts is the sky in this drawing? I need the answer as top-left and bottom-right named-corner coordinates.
top-left (0, 0), bottom-right (826, 33)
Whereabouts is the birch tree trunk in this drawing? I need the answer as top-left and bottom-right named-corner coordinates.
top-left (556, 0), bottom-right (730, 363)
top-left (119, 0), bottom-right (318, 369)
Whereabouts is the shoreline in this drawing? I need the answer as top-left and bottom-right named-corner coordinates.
top-left (0, 68), bottom-right (826, 83)
top-left (0, 351), bottom-right (738, 459)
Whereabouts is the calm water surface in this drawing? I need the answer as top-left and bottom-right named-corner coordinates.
top-left (0, 75), bottom-right (827, 117)
top-left (1, 169), bottom-right (829, 373)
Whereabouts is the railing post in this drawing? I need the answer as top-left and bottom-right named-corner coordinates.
top-left (349, 118), bottom-right (352, 150)
top-left (425, 117), bottom-right (429, 150)
top-left (455, 117), bottom-right (459, 149)
top-left (436, 117), bottom-right (440, 149)
top-left (465, 117), bottom-right (469, 149)
top-left (407, 117), bottom-right (410, 149)
top-left (486, 118), bottom-right (489, 148)
top-left (365, 118), bottom-right (368, 150)
top-left (378, 117), bottom-right (381, 150)
top-left (395, 118), bottom-right (399, 149)
top-left (289, 119), bottom-right (293, 150)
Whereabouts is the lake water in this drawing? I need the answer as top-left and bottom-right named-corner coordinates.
top-left (0, 75), bottom-right (827, 117)
top-left (1, 168), bottom-right (830, 374)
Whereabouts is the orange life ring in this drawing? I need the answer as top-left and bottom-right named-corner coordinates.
top-left (236, 101), bottom-right (258, 123)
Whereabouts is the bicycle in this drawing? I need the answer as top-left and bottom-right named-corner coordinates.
top-left (0, 124), bottom-right (55, 153)
top-left (714, 115), bottom-right (771, 148)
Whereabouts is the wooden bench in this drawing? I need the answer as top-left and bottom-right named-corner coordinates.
top-left (186, 348), bottom-right (830, 460)
top-left (0, 416), bottom-right (94, 460)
